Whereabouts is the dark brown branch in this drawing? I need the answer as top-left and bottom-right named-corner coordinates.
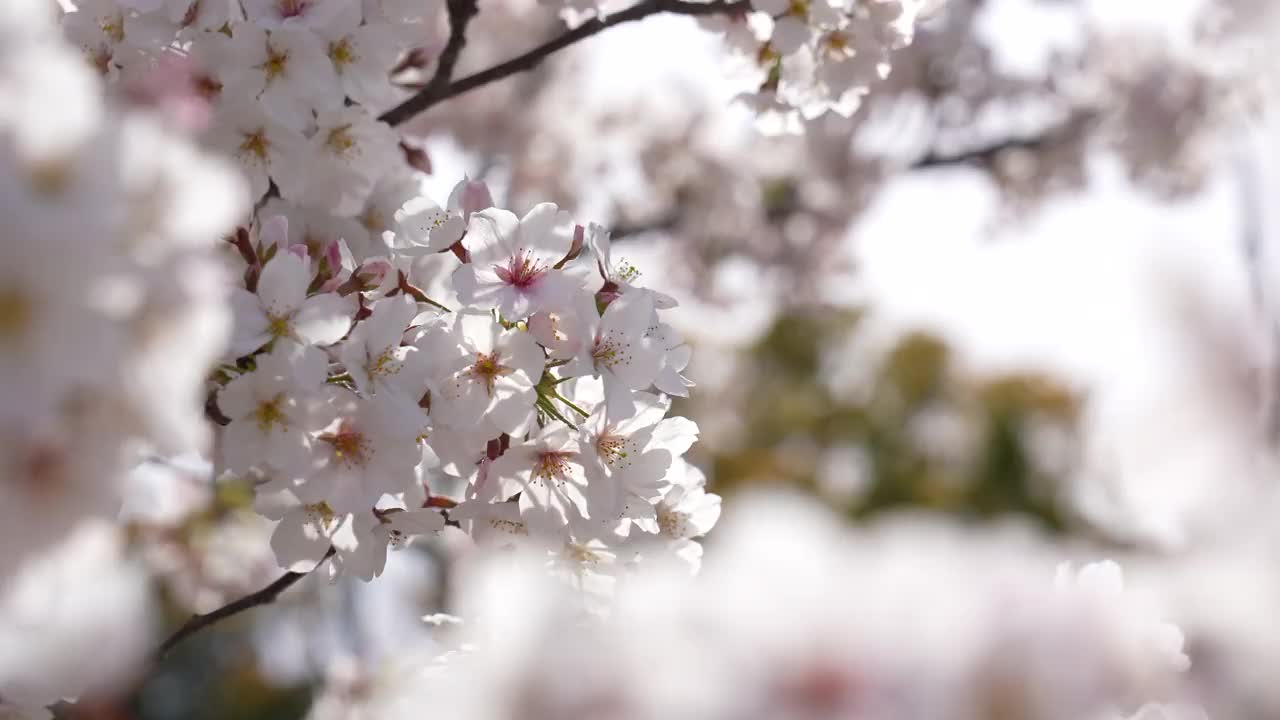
top-left (610, 212), bottom-right (681, 240)
top-left (910, 113), bottom-right (1098, 171)
top-left (910, 134), bottom-right (1054, 170)
top-left (429, 0), bottom-right (481, 94)
top-left (379, 0), bottom-right (749, 127)
top-left (155, 547), bottom-right (336, 659)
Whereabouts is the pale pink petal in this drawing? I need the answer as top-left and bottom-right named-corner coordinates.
top-left (516, 202), bottom-right (574, 263)
top-left (463, 207), bottom-right (520, 265)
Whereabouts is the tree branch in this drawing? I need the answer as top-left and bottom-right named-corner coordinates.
top-left (610, 211), bottom-right (682, 240)
top-left (910, 114), bottom-right (1098, 171)
top-left (430, 0), bottom-right (481, 94)
top-left (910, 135), bottom-right (1053, 170)
top-left (155, 547), bottom-right (336, 660)
top-left (379, 0), bottom-right (749, 127)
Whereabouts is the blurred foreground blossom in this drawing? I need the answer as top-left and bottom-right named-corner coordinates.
top-left (1, 0), bottom-right (243, 707)
top-left (337, 493), bottom-right (1196, 720)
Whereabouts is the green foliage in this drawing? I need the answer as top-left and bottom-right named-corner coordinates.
top-left (703, 309), bottom-right (1081, 532)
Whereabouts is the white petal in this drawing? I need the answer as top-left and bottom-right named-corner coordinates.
top-left (293, 292), bottom-right (353, 345)
top-left (270, 510), bottom-right (333, 572)
top-left (258, 252), bottom-right (310, 315)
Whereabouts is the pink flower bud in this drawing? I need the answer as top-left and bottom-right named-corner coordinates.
top-left (449, 177), bottom-right (494, 220)
top-left (325, 239), bottom-right (346, 272)
top-left (460, 181), bottom-right (493, 217)
top-left (356, 258), bottom-right (393, 286)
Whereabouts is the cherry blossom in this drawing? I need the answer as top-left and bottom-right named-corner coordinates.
top-left (205, 96), bottom-right (306, 204)
top-left (219, 340), bottom-right (329, 475)
top-left (560, 289), bottom-right (665, 419)
top-left (337, 294), bottom-right (428, 405)
top-left (417, 312), bottom-right (545, 436)
top-left (585, 223), bottom-right (677, 309)
top-left (392, 176), bottom-right (488, 256)
top-left (578, 389), bottom-right (699, 530)
top-left (223, 24), bottom-right (341, 131)
top-left (295, 389), bottom-right (423, 513)
top-left (277, 106), bottom-right (400, 216)
top-left (634, 459), bottom-right (721, 540)
top-left (228, 249), bottom-right (354, 356)
top-left (453, 203), bottom-right (579, 320)
top-left (313, 3), bottom-right (405, 108)
top-left (489, 424), bottom-right (598, 524)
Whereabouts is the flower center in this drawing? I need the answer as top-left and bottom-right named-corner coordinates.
top-left (487, 518), bottom-right (528, 536)
top-left (278, 0), bottom-right (310, 17)
top-left (88, 44), bottom-right (113, 76)
top-left (261, 45), bottom-right (289, 83)
top-left (657, 506), bottom-right (688, 537)
top-left (266, 312), bottom-right (291, 339)
top-left (325, 124), bottom-right (357, 158)
top-left (18, 445), bottom-right (67, 498)
top-left (195, 73), bottom-right (223, 100)
top-left (359, 206), bottom-right (384, 232)
top-left (612, 259), bottom-right (641, 284)
top-left (596, 432), bottom-right (633, 468)
top-left (28, 157), bottom-right (73, 195)
top-left (469, 351), bottom-right (514, 395)
top-left (591, 335), bottom-right (630, 370)
top-left (368, 348), bottom-right (400, 378)
top-left (329, 37), bottom-right (356, 70)
top-left (253, 393), bottom-right (288, 432)
top-left (100, 14), bottom-right (125, 44)
top-left (533, 450), bottom-right (574, 483)
top-left (304, 501), bottom-right (335, 526)
top-left (323, 425), bottom-right (371, 468)
top-left (564, 541), bottom-right (600, 566)
top-left (239, 129), bottom-right (269, 161)
top-left (493, 250), bottom-right (548, 290)
top-left (0, 289), bottom-right (31, 341)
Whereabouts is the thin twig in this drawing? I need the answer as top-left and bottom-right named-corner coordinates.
top-left (155, 547), bottom-right (336, 660)
top-left (910, 113), bottom-right (1097, 170)
top-left (610, 212), bottom-right (682, 240)
top-left (379, 0), bottom-right (749, 127)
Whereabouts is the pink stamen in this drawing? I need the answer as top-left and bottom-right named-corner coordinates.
top-left (493, 250), bottom-right (548, 289)
top-left (279, 0), bottom-right (309, 17)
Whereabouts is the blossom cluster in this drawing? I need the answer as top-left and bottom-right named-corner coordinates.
top-left (313, 494), bottom-right (1201, 720)
top-left (57, 0), bottom-right (715, 583)
top-left (62, 0), bottom-right (441, 215)
top-left (711, 0), bottom-right (935, 134)
top-left (223, 201), bottom-right (709, 584)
